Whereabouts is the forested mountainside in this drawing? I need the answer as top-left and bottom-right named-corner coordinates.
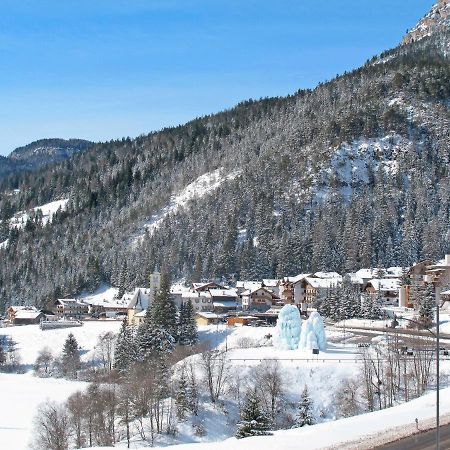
top-left (0, 138), bottom-right (93, 180)
top-left (1, 2), bottom-right (450, 310)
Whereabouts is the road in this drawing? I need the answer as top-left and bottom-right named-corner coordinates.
top-left (376, 424), bottom-right (450, 449)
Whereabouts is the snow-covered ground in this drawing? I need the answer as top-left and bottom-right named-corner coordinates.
top-left (9, 198), bottom-right (69, 229)
top-left (79, 283), bottom-right (121, 307)
top-left (0, 320), bottom-right (122, 366)
top-left (133, 168), bottom-right (240, 244)
top-left (93, 384), bottom-right (450, 450)
top-left (0, 373), bottom-right (87, 450)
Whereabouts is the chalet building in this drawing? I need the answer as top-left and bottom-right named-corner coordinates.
top-left (262, 279), bottom-right (281, 297)
top-left (236, 281), bottom-right (262, 296)
top-left (280, 273), bottom-right (311, 305)
top-left (241, 286), bottom-right (281, 312)
top-left (53, 299), bottom-right (89, 319)
top-left (365, 278), bottom-right (400, 305)
top-left (209, 289), bottom-right (239, 313)
top-left (301, 276), bottom-right (341, 305)
top-left (181, 291), bottom-right (213, 313)
top-left (6, 306), bottom-right (44, 325)
top-left (195, 312), bottom-right (225, 326)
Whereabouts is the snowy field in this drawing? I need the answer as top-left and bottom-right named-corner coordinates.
top-left (0, 320), bottom-right (122, 366)
top-left (0, 373), bottom-right (87, 450)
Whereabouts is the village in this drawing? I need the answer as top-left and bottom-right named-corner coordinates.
top-left (4, 254), bottom-right (450, 330)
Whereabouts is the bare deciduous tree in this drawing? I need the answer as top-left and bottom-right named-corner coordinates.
top-left (33, 401), bottom-right (71, 450)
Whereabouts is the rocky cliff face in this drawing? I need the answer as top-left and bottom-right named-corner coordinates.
top-left (402, 0), bottom-right (450, 45)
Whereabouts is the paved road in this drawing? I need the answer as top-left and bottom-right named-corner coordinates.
top-left (376, 425), bottom-right (450, 449)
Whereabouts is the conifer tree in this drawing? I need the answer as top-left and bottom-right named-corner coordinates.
top-left (178, 300), bottom-right (198, 345)
top-left (418, 284), bottom-right (435, 328)
top-left (114, 319), bottom-right (138, 373)
top-left (293, 386), bottom-right (315, 427)
top-left (235, 388), bottom-right (271, 439)
top-left (175, 366), bottom-right (190, 421)
top-left (61, 333), bottom-right (81, 378)
top-left (149, 272), bottom-right (178, 339)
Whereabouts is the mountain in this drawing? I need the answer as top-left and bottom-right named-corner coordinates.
top-left (0, 138), bottom-right (93, 180)
top-left (1, 1), bottom-right (450, 309)
top-left (402, 0), bottom-right (450, 44)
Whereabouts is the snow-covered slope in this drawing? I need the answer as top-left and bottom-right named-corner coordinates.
top-left (9, 198), bottom-right (69, 229)
top-left (133, 168), bottom-right (240, 244)
top-left (93, 384), bottom-right (450, 450)
top-left (313, 134), bottom-right (410, 201)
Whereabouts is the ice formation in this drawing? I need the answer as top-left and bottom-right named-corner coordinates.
top-left (274, 304), bottom-right (302, 350)
top-left (299, 311), bottom-right (327, 351)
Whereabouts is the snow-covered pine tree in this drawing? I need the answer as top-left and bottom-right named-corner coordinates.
top-left (418, 284), bottom-right (435, 328)
top-left (175, 366), bottom-right (190, 421)
top-left (149, 272), bottom-right (178, 340)
top-left (293, 385), bottom-right (314, 427)
top-left (178, 300), bottom-right (198, 345)
top-left (236, 388), bottom-right (271, 439)
top-left (61, 333), bottom-right (81, 378)
top-left (114, 319), bottom-right (138, 373)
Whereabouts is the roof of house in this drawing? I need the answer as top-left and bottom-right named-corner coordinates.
top-left (241, 286), bottom-right (280, 299)
top-left (262, 279), bottom-right (280, 287)
top-left (286, 273), bottom-right (311, 284)
top-left (236, 281), bottom-right (262, 291)
top-left (192, 282), bottom-right (226, 291)
top-left (305, 277), bottom-right (340, 289)
top-left (56, 299), bottom-right (87, 307)
top-left (209, 289), bottom-right (238, 298)
top-left (15, 310), bottom-right (43, 320)
top-left (195, 312), bottom-right (226, 319)
top-left (313, 271), bottom-right (342, 280)
top-left (123, 288), bottom-right (152, 309)
top-left (213, 301), bottom-right (238, 308)
top-left (367, 278), bottom-right (400, 292)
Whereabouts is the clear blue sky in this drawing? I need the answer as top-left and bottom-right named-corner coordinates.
top-left (0, 0), bottom-right (435, 155)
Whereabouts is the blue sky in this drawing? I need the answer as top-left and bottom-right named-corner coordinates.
top-left (0, 0), bottom-right (435, 155)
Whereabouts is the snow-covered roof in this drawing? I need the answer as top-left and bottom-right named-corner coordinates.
top-left (354, 268), bottom-right (376, 279)
top-left (385, 267), bottom-right (405, 278)
top-left (236, 281), bottom-right (262, 291)
top-left (262, 279), bottom-right (280, 287)
top-left (192, 282), bottom-right (226, 291)
top-left (8, 305), bottom-right (37, 313)
top-left (346, 273), bottom-right (364, 285)
top-left (209, 289), bottom-right (238, 298)
top-left (241, 286), bottom-right (280, 298)
top-left (57, 299), bottom-right (87, 307)
top-left (135, 309), bottom-right (147, 317)
top-left (305, 277), bottom-right (340, 289)
top-left (313, 271), bottom-right (342, 280)
top-left (287, 273), bottom-right (311, 284)
top-left (123, 288), bottom-right (152, 309)
top-left (213, 301), bottom-right (238, 308)
top-left (181, 291), bottom-right (210, 299)
top-left (367, 278), bottom-right (400, 292)
top-left (15, 310), bottom-right (43, 320)
top-left (195, 312), bottom-right (226, 319)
